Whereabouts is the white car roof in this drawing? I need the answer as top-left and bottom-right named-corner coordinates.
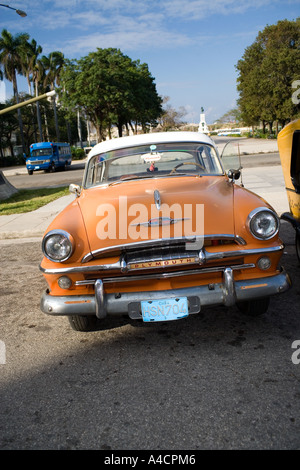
top-left (87, 131), bottom-right (215, 160)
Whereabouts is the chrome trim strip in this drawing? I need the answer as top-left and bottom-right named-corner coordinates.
top-left (40, 244), bottom-right (283, 275)
top-left (74, 263), bottom-right (255, 285)
top-left (81, 234), bottom-right (246, 263)
top-left (40, 260), bottom-right (123, 275)
top-left (204, 244), bottom-right (284, 262)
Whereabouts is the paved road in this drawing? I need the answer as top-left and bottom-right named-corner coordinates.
top-left (0, 222), bottom-right (300, 450)
top-left (5, 161), bottom-right (85, 189)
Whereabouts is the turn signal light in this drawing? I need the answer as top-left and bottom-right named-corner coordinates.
top-left (58, 276), bottom-right (72, 289)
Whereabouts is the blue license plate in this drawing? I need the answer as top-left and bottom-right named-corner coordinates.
top-left (141, 297), bottom-right (189, 322)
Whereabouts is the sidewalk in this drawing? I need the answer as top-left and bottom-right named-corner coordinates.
top-left (0, 194), bottom-right (75, 240)
top-left (213, 136), bottom-right (279, 155)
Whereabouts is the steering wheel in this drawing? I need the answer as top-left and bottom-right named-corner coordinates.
top-left (169, 161), bottom-right (205, 175)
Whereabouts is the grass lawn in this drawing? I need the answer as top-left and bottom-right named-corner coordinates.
top-left (0, 186), bottom-right (70, 215)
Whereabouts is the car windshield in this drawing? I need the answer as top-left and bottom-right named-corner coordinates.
top-left (84, 142), bottom-right (223, 188)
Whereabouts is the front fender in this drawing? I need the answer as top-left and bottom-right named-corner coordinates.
top-left (40, 199), bottom-right (91, 268)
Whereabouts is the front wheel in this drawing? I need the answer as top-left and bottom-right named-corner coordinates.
top-left (27, 170), bottom-right (33, 175)
top-left (68, 315), bottom-right (98, 331)
top-left (237, 297), bottom-right (270, 316)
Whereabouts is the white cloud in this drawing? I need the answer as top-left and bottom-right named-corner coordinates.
top-left (161, 0), bottom-right (276, 20)
top-left (16, 0), bottom-right (289, 57)
top-left (59, 28), bottom-right (193, 56)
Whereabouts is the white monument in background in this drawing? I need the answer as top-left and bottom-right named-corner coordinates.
top-left (198, 107), bottom-right (209, 134)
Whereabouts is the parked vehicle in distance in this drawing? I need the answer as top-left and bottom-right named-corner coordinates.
top-left (40, 131), bottom-right (291, 331)
top-left (217, 129), bottom-right (241, 137)
top-left (26, 142), bottom-right (72, 174)
top-left (278, 118), bottom-right (300, 262)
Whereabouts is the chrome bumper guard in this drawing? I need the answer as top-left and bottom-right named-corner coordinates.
top-left (40, 268), bottom-right (291, 319)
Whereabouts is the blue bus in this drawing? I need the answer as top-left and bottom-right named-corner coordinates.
top-left (26, 142), bottom-right (72, 174)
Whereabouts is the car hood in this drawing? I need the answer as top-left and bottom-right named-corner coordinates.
top-left (78, 176), bottom-right (235, 256)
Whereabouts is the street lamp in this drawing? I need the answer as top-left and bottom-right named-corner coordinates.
top-left (0, 3), bottom-right (27, 17)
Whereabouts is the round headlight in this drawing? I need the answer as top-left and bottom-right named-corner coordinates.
top-left (42, 230), bottom-right (74, 262)
top-left (247, 208), bottom-right (279, 240)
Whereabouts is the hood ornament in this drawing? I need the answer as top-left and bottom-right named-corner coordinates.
top-left (154, 189), bottom-right (161, 210)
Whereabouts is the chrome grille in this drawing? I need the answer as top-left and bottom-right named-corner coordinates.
top-left (81, 234), bottom-right (244, 263)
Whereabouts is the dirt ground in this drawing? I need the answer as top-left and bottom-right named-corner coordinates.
top-left (0, 222), bottom-right (300, 450)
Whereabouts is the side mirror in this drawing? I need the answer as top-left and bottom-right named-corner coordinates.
top-left (69, 183), bottom-right (81, 197)
top-left (227, 169), bottom-right (241, 182)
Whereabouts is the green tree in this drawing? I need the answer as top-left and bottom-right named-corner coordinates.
top-left (217, 108), bottom-right (242, 125)
top-left (59, 48), bottom-right (162, 141)
top-left (0, 99), bottom-right (19, 159)
top-left (236, 18), bottom-right (300, 133)
top-left (0, 29), bottom-right (29, 154)
top-left (128, 61), bottom-right (163, 133)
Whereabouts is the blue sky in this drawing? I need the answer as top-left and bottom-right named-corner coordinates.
top-left (0, 0), bottom-right (299, 124)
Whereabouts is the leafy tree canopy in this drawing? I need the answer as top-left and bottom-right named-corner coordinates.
top-left (236, 18), bottom-right (300, 130)
top-left (59, 48), bottom-right (163, 141)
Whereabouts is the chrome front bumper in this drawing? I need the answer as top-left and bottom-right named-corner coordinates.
top-left (40, 267), bottom-right (291, 319)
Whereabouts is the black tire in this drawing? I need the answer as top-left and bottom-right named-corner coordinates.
top-left (27, 170), bottom-right (33, 175)
top-left (237, 297), bottom-right (270, 316)
top-left (68, 315), bottom-right (98, 332)
top-left (296, 231), bottom-right (300, 264)
top-left (50, 162), bottom-right (56, 172)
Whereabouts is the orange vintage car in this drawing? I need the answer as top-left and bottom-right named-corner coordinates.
top-left (40, 132), bottom-right (290, 331)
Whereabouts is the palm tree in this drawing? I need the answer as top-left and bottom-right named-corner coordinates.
top-left (22, 38), bottom-right (44, 141)
top-left (41, 51), bottom-right (65, 141)
top-left (0, 29), bottom-right (29, 155)
top-left (22, 39), bottom-right (43, 94)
